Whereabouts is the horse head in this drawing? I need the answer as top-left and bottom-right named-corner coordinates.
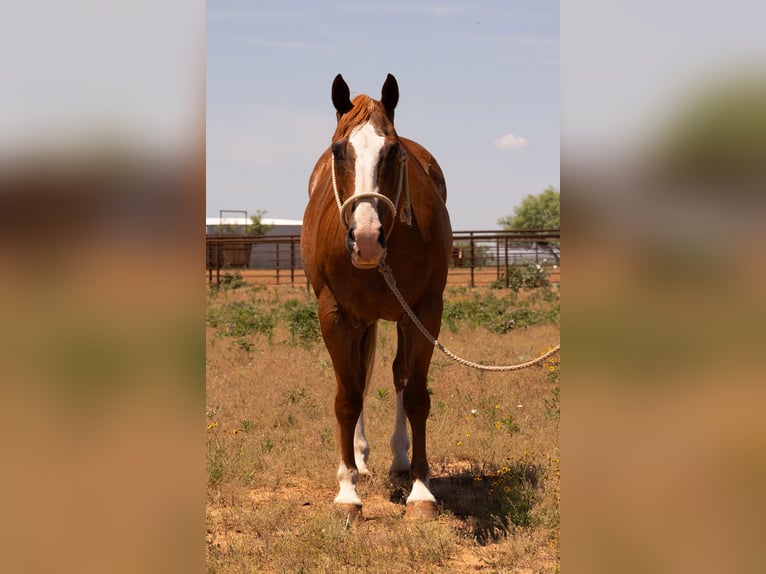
top-left (330, 73), bottom-right (405, 269)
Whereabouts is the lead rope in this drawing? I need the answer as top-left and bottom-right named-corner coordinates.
top-left (378, 262), bottom-right (560, 371)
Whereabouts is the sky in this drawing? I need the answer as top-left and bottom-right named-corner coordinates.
top-left (206, 0), bottom-right (560, 230)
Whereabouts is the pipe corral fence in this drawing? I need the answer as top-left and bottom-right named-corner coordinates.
top-left (205, 229), bottom-right (560, 289)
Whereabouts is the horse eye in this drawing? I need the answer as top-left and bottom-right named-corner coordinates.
top-left (383, 142), bottom-right (400, 163)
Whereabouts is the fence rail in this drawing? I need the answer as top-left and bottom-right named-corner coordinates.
top-left (206, 229), bottom-right (560, 289)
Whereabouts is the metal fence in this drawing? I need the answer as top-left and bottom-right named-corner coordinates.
top-left (205, 229), bottom-right (560, 289)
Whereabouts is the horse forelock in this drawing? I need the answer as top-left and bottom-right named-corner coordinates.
top-left (333, 95), bottom-right (393, 141)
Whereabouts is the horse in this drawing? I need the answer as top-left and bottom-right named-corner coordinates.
top-left (301, 74), bottom-right (453, 520)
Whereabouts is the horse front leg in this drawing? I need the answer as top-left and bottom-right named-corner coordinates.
top-left (400, 300), bottom-right (443, 521)
top-left (318, 293), bottom-right (375, 519)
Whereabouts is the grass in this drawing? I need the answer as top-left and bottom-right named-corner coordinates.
top-left (206, 283), bottom-right (560, 573)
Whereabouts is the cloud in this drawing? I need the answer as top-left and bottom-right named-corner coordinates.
top-left (494, 133), bottom-right (528, 150)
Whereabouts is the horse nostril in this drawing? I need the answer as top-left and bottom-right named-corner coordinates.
top-left (346, 226), bottom-right (356, 255)
top-left (378, 227), bottom-right (386, 248)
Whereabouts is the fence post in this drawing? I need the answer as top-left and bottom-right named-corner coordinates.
top-left (275, 242), bottom-right (281, 285)
top-left (290, 239), bottom-right (296, 286)
top-left (216, 240), bottom-right (221, 289)
top-left (469, 232), bottom-right (475, 288)
top-left (207, 243), bottom-right (213, 288)
top-left (504, 236), bottom-right (509, 288)
top-left (495, 237), bottom-right (500, 282)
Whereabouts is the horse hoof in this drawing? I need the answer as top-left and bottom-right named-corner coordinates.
top-left (334, 503), bottom-right (364, 522)
top-left (405, 500), bottom-right (438, 521)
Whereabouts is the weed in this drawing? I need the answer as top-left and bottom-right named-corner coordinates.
top-left (206, 300), bottom-right (276, 340)
top-left (282, 299), bottom-right (320, 345)
top-left (234, 337), bottom-right (252, 353)
top-left (496, 413), bottom-right (521, 434)
top-left (487, 453), bottom-right (543, 530)
top-left (284, 387), bottom-right (309, 405)
top-left (544, 355), bottom-right (560, 419)
top-left (442, 289), bottom-right (558, 334)
top-left (545, 385), bottom-right (560, 420)
top-left (207, 448), bottom-right (226, 487)
top-left (218, 271), bottom-right (246, 291)
top-left (491, 263), bottom-right (553, 292)
top-left (376, 388), bottom-right (389, 400)
top-left (319, 427), bottom-right (333, 447)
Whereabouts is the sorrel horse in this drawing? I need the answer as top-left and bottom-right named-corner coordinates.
top-left (301, 74), bottom-right (452, 520)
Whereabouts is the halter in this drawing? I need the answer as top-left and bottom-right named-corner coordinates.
top-left (331, 145), bottom-right (412, 239)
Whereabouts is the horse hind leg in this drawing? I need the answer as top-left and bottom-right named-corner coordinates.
top-left (389, 321), bottom-right (411, 475)
top-left (354, 322), bottom-right (376, 477)
top-left (389, 388), bottom-right (411, 475)
top-left (353, 413), bottom-right (371, 478)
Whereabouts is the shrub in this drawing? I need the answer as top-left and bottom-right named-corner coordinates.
top-left (281, 299), bottom-right (320, 345)
top-left (206, 301), bottom-right (276, 340)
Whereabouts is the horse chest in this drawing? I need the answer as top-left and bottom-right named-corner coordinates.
top-left (328, 279), bottom-right (406, 324)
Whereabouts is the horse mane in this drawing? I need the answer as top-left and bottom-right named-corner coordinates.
top-left (333, 94), bottom-right (384, 140)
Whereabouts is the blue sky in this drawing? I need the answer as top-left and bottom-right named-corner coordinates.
top-left (206, 1), bottom-right (559, 230)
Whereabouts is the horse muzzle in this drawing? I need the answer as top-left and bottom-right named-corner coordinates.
top-left (346, 225), bottom-right (386, 269)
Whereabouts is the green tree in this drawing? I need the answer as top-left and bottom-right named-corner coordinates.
top-left (498, 187), bottom-right (560, 266)
top-left (497, 186), bottom-right (560, 230)
top-left (218, 210), bottom-right (272, 235)
top-left (246, 210), bottom-right (272, 236)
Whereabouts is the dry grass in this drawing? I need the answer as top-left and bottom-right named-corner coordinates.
top-left (206, 284), bottom-right (559, 573)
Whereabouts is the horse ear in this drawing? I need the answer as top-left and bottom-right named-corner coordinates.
top-left (332, 74), bottom-right (353, 117)
top-left (381, 73), bottom-right (399, 120)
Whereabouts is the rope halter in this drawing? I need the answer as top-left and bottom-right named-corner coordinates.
top-left (331, 145), bottom-right (412, 240)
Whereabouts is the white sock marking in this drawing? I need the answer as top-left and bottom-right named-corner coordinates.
top-left (334, 461), bottom-right (362, 506)
top-left (407, 478), bottom-right (436, 504)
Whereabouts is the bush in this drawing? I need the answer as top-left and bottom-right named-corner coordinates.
top-left (281, 299), bottom-right (320, 345)
top-left (206, 301), bottom-right (276, 340)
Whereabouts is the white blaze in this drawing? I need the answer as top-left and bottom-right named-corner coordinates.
top-left (348, 122), bottom-right (385, 230)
